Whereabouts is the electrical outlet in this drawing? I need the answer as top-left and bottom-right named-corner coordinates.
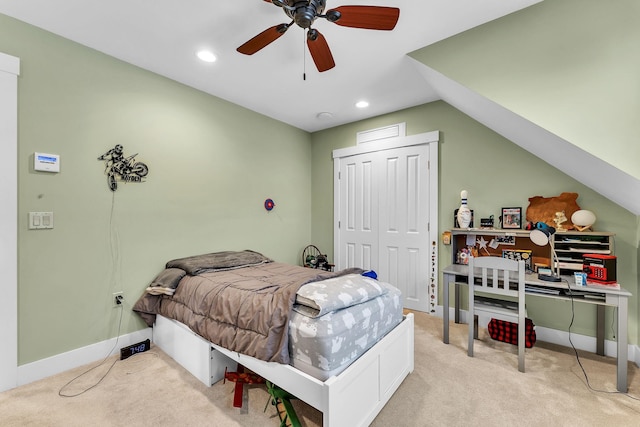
top-left (113, 292), bottom-right (124, 308)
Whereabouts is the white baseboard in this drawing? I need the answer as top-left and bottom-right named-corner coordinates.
top-left (434, 305), bottom-right (640, 368)
top-left (14, 308), bottom-right (640, 388)
top-left (17, 328), bottom-right (152, 387)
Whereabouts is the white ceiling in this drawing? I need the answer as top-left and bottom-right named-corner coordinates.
top-left (0, 0), bottom-right (540, 132)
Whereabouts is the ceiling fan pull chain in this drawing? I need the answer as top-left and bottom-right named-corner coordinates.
top-left (303, 29), bottom-right (307, 81)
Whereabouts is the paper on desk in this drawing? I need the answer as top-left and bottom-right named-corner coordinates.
top-left (489, 239), bottom-right (499, 249)
top-left (466, 235), bottom-right (476, 246)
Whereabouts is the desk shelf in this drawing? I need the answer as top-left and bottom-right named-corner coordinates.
top-left (449, 228), bottom-right (615, 275)
top-left (552, 231), bottom-right (614, 274)
top-left (450, 228), bottom-right (547, 271)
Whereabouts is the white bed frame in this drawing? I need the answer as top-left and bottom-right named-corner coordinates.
top-left (153, 313), bottom-right (414, 427)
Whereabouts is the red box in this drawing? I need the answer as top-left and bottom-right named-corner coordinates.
top-left (583, 254), bottom-right (617, 284)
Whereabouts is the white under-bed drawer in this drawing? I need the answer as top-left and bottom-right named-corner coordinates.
top-left (153, 315), bottom-right (237, 387)
top-left (154, 313), bottom-right (414, 427)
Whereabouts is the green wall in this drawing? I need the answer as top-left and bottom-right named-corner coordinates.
top-left (0, 14), bottom-right (312, 365)
top-left (409, 0), bottom-right (640, 182)
top-left (311, 101), bottom-right (638, 344)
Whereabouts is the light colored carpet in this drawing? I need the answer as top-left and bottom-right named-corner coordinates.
top-left (1, 311), bottom-right (639, 426)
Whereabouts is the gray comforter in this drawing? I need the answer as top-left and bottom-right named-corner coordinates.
top-left (133, 250), bottom-right (361, 364)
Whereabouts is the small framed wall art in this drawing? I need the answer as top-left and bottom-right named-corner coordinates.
top-left (501, 207), bottom-right (522, 229)
top-left (453, 209), bottom-right (474, 228)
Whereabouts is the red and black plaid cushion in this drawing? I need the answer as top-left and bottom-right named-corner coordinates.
top-left (487, 318), bottom-right (536, 348)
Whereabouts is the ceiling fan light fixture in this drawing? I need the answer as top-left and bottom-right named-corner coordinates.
top-left (196, 50), bottom-right (217, 63)
top-left (288, 0), bottom-right (326, 28)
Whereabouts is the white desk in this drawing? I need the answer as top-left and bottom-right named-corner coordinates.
top-left (442, 263), bottom-right (631, 392)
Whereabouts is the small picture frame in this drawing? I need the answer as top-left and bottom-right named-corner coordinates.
top-left (501, 207), bottom-right (522, 229)
top-left (453, 209), bottom-right (474, 228)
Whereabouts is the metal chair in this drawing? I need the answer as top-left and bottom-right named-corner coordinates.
top-left (467, 256), bottom-right (526, 372)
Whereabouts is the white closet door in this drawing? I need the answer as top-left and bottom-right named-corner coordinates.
top-left (334, 133), bottom-right (437, 313)
top-left (378, 145), bottom-right (430, 311)
top-left (338, 151), bottom-right (379, 271)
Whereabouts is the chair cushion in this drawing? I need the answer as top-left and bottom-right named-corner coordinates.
top-left (487, 318), bottom-right (536, 348)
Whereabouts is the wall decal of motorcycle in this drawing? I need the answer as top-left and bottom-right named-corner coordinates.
top-left (97, 145), bottom-right (149, 192)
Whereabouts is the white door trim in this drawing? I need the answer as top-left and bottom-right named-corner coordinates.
top-left (333, 130), bottom-right (439, 159)
top-left (333, 130), bottom-right (440, 313)
top-left (0, 51), bottom-right (20, 392)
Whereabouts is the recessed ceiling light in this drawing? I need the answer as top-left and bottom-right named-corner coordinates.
top-left (197, 50), bottom-right (217, 63)
top-left (355, 100), bottom-right (369, 109)
top-left (316, 112), bottom-right (334, 120)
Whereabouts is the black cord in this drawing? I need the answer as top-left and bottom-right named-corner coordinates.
top-left (564, 279), bottom-right (640, 402)
top-left (58, 302), bottom-right (124, 397)
top-left (59, 190), bottom-right (124, 397)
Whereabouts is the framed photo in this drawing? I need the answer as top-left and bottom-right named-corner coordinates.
top-left (501, 207), bottom-right (522, 229)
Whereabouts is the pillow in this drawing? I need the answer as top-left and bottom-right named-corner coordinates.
top-left (293, 274), bottom-right (388, 318)
top-left (166, 250), bottom-right (272, 275)
top-left (145, 268), bottom-right (186, 295)
top-left (150, 268), bottom-right (186, 289)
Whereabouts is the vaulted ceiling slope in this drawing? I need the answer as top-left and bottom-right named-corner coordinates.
top-left (409, 0), bottom-right (640, 215)
top-left (411, 62), bottom-right (640, 216)
top-left (0, 0), bottom-right (540, 132)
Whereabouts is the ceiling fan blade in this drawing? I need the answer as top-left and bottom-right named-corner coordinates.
top-left (307, 30), bottom-right (335, 72)
top-left (327, 6), bottom-right (400, 30)
top-left (237, 24), bottom-right (290, 55)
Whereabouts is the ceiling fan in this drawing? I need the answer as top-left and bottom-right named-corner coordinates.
top-left (237, 0), bottom-right (400, 72)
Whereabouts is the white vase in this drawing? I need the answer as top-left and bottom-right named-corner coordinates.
top-left (457, 190), bottom-right (472, 228)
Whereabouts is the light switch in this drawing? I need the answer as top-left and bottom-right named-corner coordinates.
top-left (29, 212), bottom-right (54, 229)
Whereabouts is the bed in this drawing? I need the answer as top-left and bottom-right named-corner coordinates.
top-left (133, 250), bottom-right (414, 427)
